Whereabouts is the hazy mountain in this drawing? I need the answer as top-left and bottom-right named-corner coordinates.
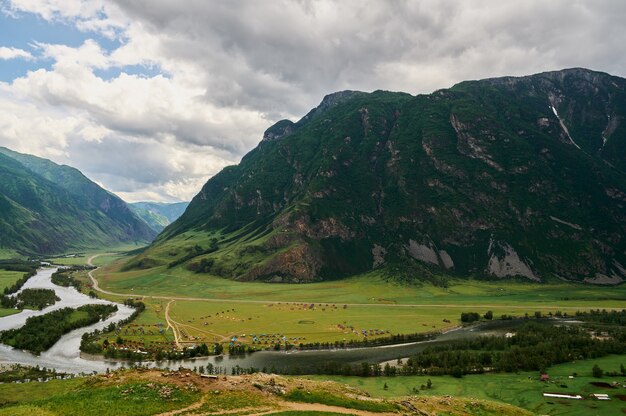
top-left (0, 148), bottom-right (155, 256)
top-left (129, 202), bottom-right (189, 233)
top-left (139, 68), bottom-right (626, 284)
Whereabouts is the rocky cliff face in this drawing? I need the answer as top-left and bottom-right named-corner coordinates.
top-left (152, 68), bottom-right (626, 284)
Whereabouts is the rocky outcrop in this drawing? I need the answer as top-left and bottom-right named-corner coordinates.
top-left (244, 243), bottom-right (322, 283)
top-left (487, 241), bottom-right (538, 281)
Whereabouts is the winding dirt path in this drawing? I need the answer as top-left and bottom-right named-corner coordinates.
top-left (155, 395), bottom-right (397, 416)
top-left (87, 254), bottom-right (120, 297)
top-left (276, 401), bottom-right (397, 415)
top-left (165, 300), bottom-right (182, 349)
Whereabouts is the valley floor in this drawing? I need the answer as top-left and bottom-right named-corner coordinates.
top-left (2, 249), bottom-right (625, 415)
top-left (75, 251), bottom-right (626, 350)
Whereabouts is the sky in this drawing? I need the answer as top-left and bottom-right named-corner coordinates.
top-left (0, 1), bottom-right (625, 203)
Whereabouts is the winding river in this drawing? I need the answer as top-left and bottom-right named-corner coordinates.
top-left (0, 267), bottom-right (538, 374)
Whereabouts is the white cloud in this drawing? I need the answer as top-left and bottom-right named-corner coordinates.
top-left (1, 0), bottom-right (626, 202)
top-left (0, 46), bottom-right (33, 60)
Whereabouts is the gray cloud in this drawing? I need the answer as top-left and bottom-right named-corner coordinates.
top-left (112, 0), bottom-right (626, 115)
top-left (2, 0), bottom-right (626, 202)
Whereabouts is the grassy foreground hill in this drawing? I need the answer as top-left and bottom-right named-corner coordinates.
top-left (0, 148), bottom-right (155, 256)
top-left (0, 368), bottom-right (533, 416)
top-left (136, 68), bottom-right (626, 284)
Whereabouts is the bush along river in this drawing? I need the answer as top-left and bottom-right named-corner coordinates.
top-left (0, 267), bottom-right (593, 375)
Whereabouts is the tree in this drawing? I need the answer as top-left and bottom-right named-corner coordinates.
top-left (484, 310), bottom-right (493, 320)
top-left (383, 382), bottom-right (388, 390)
top-left (592, 364), bottom-right (603, 378)
top-left (426, 379), bottom-right (432, 389)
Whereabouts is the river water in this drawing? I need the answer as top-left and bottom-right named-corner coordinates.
top-left (0, 267), bottom-right (535, 374)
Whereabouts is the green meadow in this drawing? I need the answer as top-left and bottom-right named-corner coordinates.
top-left (308, 355), bottom-right (626, 416)
top-left (97, 257), bottom-right (626, 308)
top-left (0, 269), bottom-right (24, 317)
top-left (0, 378), bottom-right (200, 416)
top-left (71, 250), bottom-right (626, 347)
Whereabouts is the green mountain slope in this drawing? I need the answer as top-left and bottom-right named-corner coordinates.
top-left (0, 149), bottom-right (155, 256)
top-left (142, 68), bottom-right (626, 284)
top-left (129, 202), bottom-right (189, 233)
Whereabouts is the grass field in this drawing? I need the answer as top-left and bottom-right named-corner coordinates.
top-left (0, 378), bottom-right (200, 416)
top-left (126, 298), bottom-right (601, 348)
top-left (308, 354), bottom-right (626, 416)
top-left (0, 249), bottom-right (21, 260)
top-left (0, 270), bottom-right (23, 292)
top-left (0, 269), bottom-right (24, 317)
top-left (96, 258), bottom-right (626, 308)
top-left (44, 243), bottom-right (147, 267)
top-left (76, 251), bottom-right (626, 348)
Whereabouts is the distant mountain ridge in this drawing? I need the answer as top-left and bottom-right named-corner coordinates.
top-left (137, 68), bottom-right (626, 284)
top-left (0, 147), bottom-right (155, 256)
top-left (129, 202), bottom-right (189, 233)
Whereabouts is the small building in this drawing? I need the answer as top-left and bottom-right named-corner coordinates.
top-left (591, 393), bottom-right (611, 400)
top-left (543, 393), bottom-right (583, 400)
top-left (540, 374), bottom-right (550, 382)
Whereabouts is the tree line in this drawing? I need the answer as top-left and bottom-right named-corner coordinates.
top-left (260, 316), bottom-right (626, 377)
top-left (50, 266), bottom-right (93, 291)
top-left (0, 288), bottom-right (59, 310)
top-left (1, 260), bottom-right (38, 295)
top-left (0, 304), bottom-right (117, 354)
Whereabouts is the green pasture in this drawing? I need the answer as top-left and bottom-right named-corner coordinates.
top-left (167, 299), bottom-right (454, 345)
top-left (308, 355), bottom-right (626, 416)
top-left (0, 249), bottom-right (21, 260)
top-left (95, 298), bottom-right (174, 349)
top-left (45, 243), bottom-right (147, 267)
top-left (0, 379), bottom-right (199, 416)
top-left (97, 257), bottom-right (626, 309)
top-left (83, 250), bottom-right (626, 346)
top-left (0, 309), bottom-right (18, 318)
top-left (100, 295), bottom-right (615, 348)
top-left (0, 270), bottom-right (23, 291)
top-left (0, 269), bottom-right (24, 317)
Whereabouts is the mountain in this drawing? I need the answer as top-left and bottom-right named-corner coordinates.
top-left (0, 147), bottom-right (155, 256)
top-left (140, 68), bottom-right (626, 284)
top-left (129, 202), bottom-right (189, 233)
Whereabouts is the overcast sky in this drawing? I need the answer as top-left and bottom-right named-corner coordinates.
top-left (0, 0), bottom-right (625, 202)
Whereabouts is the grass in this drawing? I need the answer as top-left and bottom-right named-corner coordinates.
top-left (97, 298), bottom-right (174, 349)
top-left (285, 389), bottom-right (399, 412)
top-left (0, 269), bottom-right (24, 316)
top-left (0, 249), bottom-right (22, 260)
top-left (0, 309), bottom-right (19, 317)
top-left (97, 257), bottom-right (626, 308)
top-left (80, 250), bottom-right (626, 348)
top-left (308, 354), bottom-right (626, 416)
top-left (96, 295), bottom-right (603, 349)
top-left (0, 269), bottom-right (24, 291)
top-left (0, 380), bottom-right (200, 416)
